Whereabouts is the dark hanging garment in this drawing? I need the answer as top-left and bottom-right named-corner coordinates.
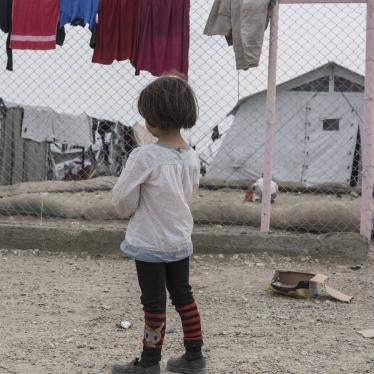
top-left (91, 117), bottom-right (99, 144)
top-left (0, 0), bottom-right (12, 33)
top-left (5, 33), bottom-right (13, 71)
top-left (89, 23), bottom-right (97, 49)
top-left (0, 98), bottom-right (6, 119)
top-left (211, 125), bottom-right (221, 142)
top-left (0, 0), bottom-right (13, 71)
top-left (122, 125), bottom-right (137, 156)
top-left (134, 0), bottom-right (190, 76)
top-left (92, 0), bottom-right (142, 65)
top-left (111, 122), bottom-right (138, 177)
top-left (56, 25), bottom-right (66, 46)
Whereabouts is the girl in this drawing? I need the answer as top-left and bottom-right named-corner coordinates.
top-left (111, 74), bottom-right (206, 374)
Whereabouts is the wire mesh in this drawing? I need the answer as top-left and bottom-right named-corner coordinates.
top-left (0, 1), bottom-right (369, 236)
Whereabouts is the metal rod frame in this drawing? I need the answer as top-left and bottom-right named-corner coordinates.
top-left (260, 0), bottom-right (373, 241)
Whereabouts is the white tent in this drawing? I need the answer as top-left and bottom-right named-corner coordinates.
top-left (208, 62), bottom-right (364, 186)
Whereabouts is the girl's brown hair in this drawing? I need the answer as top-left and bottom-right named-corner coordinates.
top-left (138, 73), bottom-right (198, 130)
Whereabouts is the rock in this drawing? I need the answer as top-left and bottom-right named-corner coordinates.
top-left (349, 265), bottom-right (363, 270)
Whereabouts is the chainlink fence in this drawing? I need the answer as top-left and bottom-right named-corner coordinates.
top-left (0, 1), bottom-right (369, 236)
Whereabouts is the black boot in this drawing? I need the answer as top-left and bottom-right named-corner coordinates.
top-left (112, 358), bottom-right (160, 374)
top-left (166, 353), bottom-right (206, 374)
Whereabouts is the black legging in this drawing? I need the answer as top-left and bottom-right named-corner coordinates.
top-left (136, 257), bottom-right (194, 311)
top-left (135, 257), bottom-right (203, 365)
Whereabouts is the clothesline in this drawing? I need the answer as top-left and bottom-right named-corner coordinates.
top-left (0, 0), bottom-right (190, 75)
top-left (0, 0), bottom-right (274, 76)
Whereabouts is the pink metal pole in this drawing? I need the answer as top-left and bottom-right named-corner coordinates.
top-left (360, 0), bottom-right (374, 240)
top-left (261, 2), bottom-right (279, 233)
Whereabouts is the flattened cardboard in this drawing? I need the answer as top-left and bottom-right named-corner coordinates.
top-left (357, 329), bottom-right (374, 339)
top-left (324, 285), bottom-right (352, 303)
top-left (270, 271), bottom-right (352, 303)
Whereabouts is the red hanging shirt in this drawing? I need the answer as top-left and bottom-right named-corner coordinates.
top-left (10, 0), bottom-right (59, 50)
top-left (92, 0), bottom-right (142, 65)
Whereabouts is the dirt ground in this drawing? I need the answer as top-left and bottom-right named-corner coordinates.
top-left (0, 250), bottom-right (374, 374)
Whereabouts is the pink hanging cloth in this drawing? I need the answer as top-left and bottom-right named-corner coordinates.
top-left (134, 0), bottom-right (190, 77)
top-left (10, 0), bottom-right (59, 50)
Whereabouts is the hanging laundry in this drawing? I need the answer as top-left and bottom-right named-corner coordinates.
top-left (134, 0), bottom-right (190, 76)
top-left (59, 0), bottom-right (99, 29)
top-left (58, 0), bottom-right (99, 48)
top-left (0, 98), bottom-right (6, 119)
top-left (92, 119), bottom-right (115, 176)
top-left (10, 0), bottom-right (59, 50)
top-left (0, 0), bottom-right (12, 33)
top-left (211, 125), bottom-right (221, 142)
top-left (204, 0), bottom-right (275, 70)
top-left (22, 106), bottom-right (93, 148)
top-left (92, 0), bottom-right (142, 65)
top-left (56, 26), bottom-right (66, 47)
top-left (111, 122), bottom-right (138, 176)
top-left (0, 0), bottom-right (13, 71)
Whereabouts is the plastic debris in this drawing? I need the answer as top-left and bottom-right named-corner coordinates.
top-left (244, 191), bottom-right (254, 202)
top-left (118, 320), bottom-right (132, 329)
top-left (357, 329), bottom-right (374, 339)
top-left (166, 328), bottom-right (177, 334)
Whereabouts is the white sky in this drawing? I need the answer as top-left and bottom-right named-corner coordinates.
top-left (0, 1), bottom-right (367, 164)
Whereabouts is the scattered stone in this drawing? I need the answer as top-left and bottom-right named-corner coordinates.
top-left (349, 265), bottom-right (363, 270)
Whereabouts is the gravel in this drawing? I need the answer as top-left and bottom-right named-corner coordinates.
top-left (0, 250), bottom-right (373, 374)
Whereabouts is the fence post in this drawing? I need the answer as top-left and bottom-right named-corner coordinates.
top-left (261, 2), bottom-right (279, 233)
top-left (360, 0), bottom-right (374, 241)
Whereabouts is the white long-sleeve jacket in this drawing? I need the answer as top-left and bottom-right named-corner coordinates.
top-left (112, 144), bottom-right (200, 262)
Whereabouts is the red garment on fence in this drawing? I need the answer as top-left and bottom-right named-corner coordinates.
top-left (10, 0), bottom-right (59, 50)
top-left (134, 0), bottom-right (190, 77)
top-left (92, 0), bottom-right (142, 65)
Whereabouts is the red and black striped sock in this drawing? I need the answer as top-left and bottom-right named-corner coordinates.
top-left (176, 302), bottom-right (203, 352)
top-left (141, 310), bottom-right (166, 366)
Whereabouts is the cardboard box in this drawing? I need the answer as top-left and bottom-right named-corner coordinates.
top-left (270, 271), bottom-right (352, 303)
